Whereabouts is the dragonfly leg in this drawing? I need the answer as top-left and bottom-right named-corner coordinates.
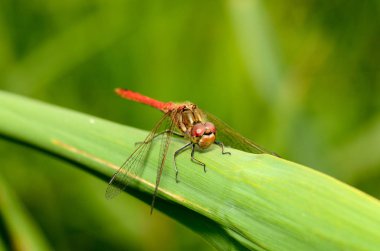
top-left (214, 141), bottom-right (231, 155)
top-left (135, 130), bottom-right (184, 146)
top-left (191, 144), bottom-right (206, 173)
top-left (173, 142), bottom-right (192, 183)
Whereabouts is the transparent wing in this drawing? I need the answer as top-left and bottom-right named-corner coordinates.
top-left (149, 109), bottom-right (179, 213)
top-left (205, 112), bottom-right (279, 156)
top-left (105, 112), bottom-right (172, 199)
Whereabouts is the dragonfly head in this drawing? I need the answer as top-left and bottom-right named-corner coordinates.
top-left (190, 122), bottom-right (216, 149)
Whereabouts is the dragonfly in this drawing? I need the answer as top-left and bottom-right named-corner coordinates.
top-left (106, 88), bottom-right (277, 213)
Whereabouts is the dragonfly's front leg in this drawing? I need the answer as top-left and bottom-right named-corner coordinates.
top-left (173, 142), bottom-right (192, 183)
top-left (191, 144), bottom-right (206, 173)
top-left (214, 141), bottom-right (231, 155)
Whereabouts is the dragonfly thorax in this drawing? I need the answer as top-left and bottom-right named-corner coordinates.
top-left (177, 103), bottom-right (204, 130)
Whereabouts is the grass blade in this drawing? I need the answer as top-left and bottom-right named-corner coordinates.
top-left (0, 90), bottom-right (379, 250)
top-left (0, 176), bottom-right (52, 251)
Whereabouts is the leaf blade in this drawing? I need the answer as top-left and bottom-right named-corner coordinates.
top-left (1, 90), bottom-right (379, 251)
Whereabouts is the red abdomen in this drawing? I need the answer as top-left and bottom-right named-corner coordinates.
top-left (115, 88), bottom-right (173, 112)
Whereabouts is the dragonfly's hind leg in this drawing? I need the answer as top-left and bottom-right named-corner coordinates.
top-left (191, 144), bottom-right (207, 173)
top-left (214, 141), bottom-right (231, 155)
top-left (173, 142), bottom-right (192, 183)
top-left (135, 130), bottom-right (184, 146)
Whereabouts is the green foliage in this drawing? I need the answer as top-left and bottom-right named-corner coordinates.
top-left (0, 0), bottom-right (379, 250)
top-left (0, 176), bottom-right (51, 251)
top-left (1, 91), bottom-right (379, 251)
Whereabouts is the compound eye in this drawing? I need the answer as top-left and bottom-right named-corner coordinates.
top-left (204, 122), bottom-right (216, 134)
top-left (191, 123), bottom-right (206, 137)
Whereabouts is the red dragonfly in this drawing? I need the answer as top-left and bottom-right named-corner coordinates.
top-left (106, 88), bottom-right (276, 213)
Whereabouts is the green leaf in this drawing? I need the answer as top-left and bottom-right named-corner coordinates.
top-left (0, 90), bottom-right (379, 251)
top-left (0, 176), bottom-right (52, 251)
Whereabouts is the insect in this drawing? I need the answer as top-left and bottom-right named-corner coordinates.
top-left (106, 88), bottom-right (276, 213)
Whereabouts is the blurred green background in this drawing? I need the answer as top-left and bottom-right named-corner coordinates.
top-left (0, 0), bottom-right (379, 250)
